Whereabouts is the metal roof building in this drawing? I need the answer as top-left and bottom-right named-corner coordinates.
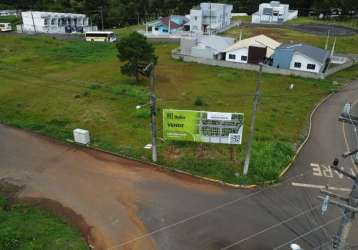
top-left (272, 43), bottom-right (330, 73)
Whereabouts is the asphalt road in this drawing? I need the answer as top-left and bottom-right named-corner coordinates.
top-left (1, 81), bottom-right (358, 250)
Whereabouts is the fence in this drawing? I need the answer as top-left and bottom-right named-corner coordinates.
top-left (172, 48), bottom-right (355, 79)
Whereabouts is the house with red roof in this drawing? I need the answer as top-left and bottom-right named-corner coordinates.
top-left (146, 15), bottom-right (189, 36)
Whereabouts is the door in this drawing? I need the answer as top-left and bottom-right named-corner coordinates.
top-left (248, 46), bottom-right (267, 65)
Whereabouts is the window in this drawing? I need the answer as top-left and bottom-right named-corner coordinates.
top-left (194, 16), bottom-right (198, 21)
top-left (241, 55), bottom-right (248, 61)
top-left (294, 62), bottom-right (301, 68)
top-left (162, 29), bottom-right (168, 33)
top-left (154, 27), bottom-right (159, 31)
top-left (307, 64), bottom-right (316, 70)
top-left (228, 54), bottom-right (236, 60)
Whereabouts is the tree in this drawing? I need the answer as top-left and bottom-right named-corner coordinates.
top-left (116, 32), bottom-right (157, 83)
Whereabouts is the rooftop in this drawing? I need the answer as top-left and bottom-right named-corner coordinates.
top-left (22, 11), bottom-right (86, 18)
top-left (278, 43), bottom-right (330, 63)
top-left (225, 34), bottom-right (281, 57)
top-left (198, 35), bottom-right (235, 52)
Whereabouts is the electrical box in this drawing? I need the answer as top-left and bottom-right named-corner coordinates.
top-left (73, 129), bottom-right (90, 145)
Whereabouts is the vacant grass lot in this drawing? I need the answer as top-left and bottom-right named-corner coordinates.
top-left (223, 23), bottom-right (358, 54)
top-left (0, 195), bottom-right (87, 250)
top-left (0, 29), bottom-right (346, 184)
top-left (287, 17), bottom-right (358, 30)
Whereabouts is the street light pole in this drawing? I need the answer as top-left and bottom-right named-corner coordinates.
top-left (149, 64), bottom-right (158, 162)
top-left (243, 64), bottom-right (263, 176)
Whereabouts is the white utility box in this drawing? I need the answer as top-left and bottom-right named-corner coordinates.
top-left (73, 129), bottom-right (90, 145)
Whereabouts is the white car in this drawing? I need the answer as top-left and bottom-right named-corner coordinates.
top-left (0, 23), bottom-right (11, 32)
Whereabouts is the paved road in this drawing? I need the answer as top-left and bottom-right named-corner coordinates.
top-left (1, 81), bottom-right (358, 250)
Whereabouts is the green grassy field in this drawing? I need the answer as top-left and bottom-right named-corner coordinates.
top-left (287, 17), bottom-right (358, 30)
top-left (223, 15), bottom-right (358, 54)
top-left (0, 28), bottom-right (354, 184)
top-left (0, 190), bottom-right (88, 250)
top-left (222, 24), bottom-right (358, 54)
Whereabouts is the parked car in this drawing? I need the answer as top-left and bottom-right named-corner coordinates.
top-left (0, 23), bottom-right (12, 32)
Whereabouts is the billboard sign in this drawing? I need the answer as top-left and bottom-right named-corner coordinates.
top-left (163, 109), bottom-right (244, 145)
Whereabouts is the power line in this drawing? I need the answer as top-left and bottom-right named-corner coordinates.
top-left (219, 205), bottom-right (322, 250)
top-left (272, 217), bottom-right (340, 250)
top-left (105, 170), bottom-right (312, 250)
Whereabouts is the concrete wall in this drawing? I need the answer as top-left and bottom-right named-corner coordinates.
top-left (172, 48), bottom-right (354, 79)
top-left (191, 46), bottom-right (216, 59)
top-left (325, 60), bottom-right (354, 76)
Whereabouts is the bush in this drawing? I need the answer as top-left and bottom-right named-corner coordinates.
top-left (135, 107), bottom-right (151, 118)
top-left (194, 96), bottom-right (204, 106)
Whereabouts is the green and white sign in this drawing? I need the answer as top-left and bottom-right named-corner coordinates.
top-left (163, 109), bottom-right (244, 145)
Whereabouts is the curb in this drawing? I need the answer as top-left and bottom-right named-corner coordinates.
top-left (278, 93), bottom-right (333, 178)
top-left (71, 143), bottom-right (258, 189)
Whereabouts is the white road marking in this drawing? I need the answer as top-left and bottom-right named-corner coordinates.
top-left (310, 162), bottom-right (354, 179)
top-left (311, 163), bottom-right (322, 177)
top-left (291, 182), bottom-right (351, 192)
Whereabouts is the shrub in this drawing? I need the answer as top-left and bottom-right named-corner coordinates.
top-left (194, 96), bottom-right (204, 106)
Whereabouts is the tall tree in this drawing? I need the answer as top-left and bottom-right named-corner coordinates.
top-left (116, 32), bottom-right (157, 83)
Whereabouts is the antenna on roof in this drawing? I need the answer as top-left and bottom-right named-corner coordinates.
top-left (325, 30), bottom-right (330, 50)
top-left (331, 37), bottom-right (337, 57)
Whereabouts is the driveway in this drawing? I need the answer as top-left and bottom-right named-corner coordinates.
top-left (1, 81), bottom-right (358, 250)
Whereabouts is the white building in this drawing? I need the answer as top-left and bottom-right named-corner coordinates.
top-left (252, 1), bottom-right (298, 24)
top-left (180, 35), bottom-right (235, 59)
top-left (225, 35), bottom-right (281, 64)
top-left (272, 44), bottom-right (331, 73)
top-left (18, 11), bottom-right (97, 34)
top-left (190, 3), bottom-right (233, 34)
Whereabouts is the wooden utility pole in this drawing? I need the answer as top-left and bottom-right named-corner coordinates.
top-left (243, 64), bottom-right (263, 176)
